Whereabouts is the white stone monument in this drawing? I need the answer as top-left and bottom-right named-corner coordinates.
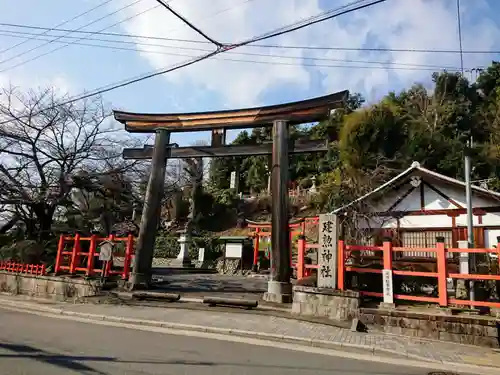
top-left (317, 213), bottom-right (338, 289)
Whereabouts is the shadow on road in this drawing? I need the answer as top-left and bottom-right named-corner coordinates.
top-left (0, 343), bottom-right (108, 375)
top-left (0, 342), bottom-right (431, 375)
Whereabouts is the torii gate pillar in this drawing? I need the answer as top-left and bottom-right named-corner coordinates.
top-left (129, 129), bottom-right (170, 289)
top-left (264, 120), bottom-right (292, 303)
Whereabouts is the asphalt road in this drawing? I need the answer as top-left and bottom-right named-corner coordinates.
top-left (0, 309), bottom-right (464, 375)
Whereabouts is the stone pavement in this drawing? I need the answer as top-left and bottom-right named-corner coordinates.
top-left (1, 294), bottom-right (499, 370)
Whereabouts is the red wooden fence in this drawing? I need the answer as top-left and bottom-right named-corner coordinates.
top-left (249, 217), bottom-right (320, 275)
top-left (337, 238), bottom-right (500, 309)
top-left (0, 261), bottom-right (46, 275)
top-left (54, 233), bottom-right (135, 280)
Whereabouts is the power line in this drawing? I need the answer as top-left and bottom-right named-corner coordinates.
top-left (0, 0), bottom-right (386, 125)
top-left (47, 0), bottom-right (391, 103)
top-left (0, 0), bottom-right (115, 55)
top-left (0, 0), bottom-right (155, 73)
top-left (0, 0), bottom-right (256, 73)
top-left (0, 0), bottom-right (256, 47)
top-left (252, 44), bottom-right (500, 54)
top-left (155, 0), bottom-right (222, 47)
top-left (0, 0), bottom-right (144, 67)
top-left (0, 30), bottom-right (470, 71)
top-left (3, 21), bottom-right (500, 55)
top-left (237, 0), bottom-right (385, 46)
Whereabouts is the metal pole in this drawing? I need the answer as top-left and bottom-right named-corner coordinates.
top-left (465, 146), bottom-right (475, 302)
top-left (457, 0), bottom-right (475, 303)
top-left (130, 129), bottom-right (170, 289)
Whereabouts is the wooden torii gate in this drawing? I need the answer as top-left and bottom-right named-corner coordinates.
top-left (114, 91), bottom-right (348, 302)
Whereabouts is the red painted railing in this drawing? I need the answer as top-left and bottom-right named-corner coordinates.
top-left (0, 261), bottom-right (46, 275)
top-left (249, 217), bottom-right (320, 276)
top-left (338, 239), bottom-right (500, 309)
top-left (54, 233), bottom-right (135, 280)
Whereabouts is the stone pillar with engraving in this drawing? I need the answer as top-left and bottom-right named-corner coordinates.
top-left (317, 214), bottom-right (339, 289)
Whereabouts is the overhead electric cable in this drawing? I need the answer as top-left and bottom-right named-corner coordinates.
top-left (0, 0), bottom-right (155, 73)
top-left (231, 0), bottom-right (386, 47)
top-left (0, 0), bottom-right (115, 55)
top-left (49, 0), bottom-right (391, 104)
top-left (0, 0), bottom-right (386, 125)
top-left (155, 0), bottom-right (222, 47)
top-left (0, 0), bottom-right (255, 47)
top-left (4, 17), bottom-right (500, 55)
top-left (0, 30), bottom-right (469, 71)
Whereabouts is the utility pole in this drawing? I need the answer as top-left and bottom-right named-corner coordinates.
top-left (464, 146), bottom-right (475, 301)
top-left (457, 0), bottom-right (475, 302)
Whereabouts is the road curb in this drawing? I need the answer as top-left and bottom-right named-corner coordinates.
top-left (0, 298), bottom-right (435, 363)
top-left (3, 303), bottom-right (500, 375)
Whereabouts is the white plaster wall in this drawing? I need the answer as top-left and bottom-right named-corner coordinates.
top-left (455, 212), bottom-right (500, 227)
top-left (354, 175), bottom-right (500, 230)
top-left (485, 229), bottom-right (500, 248)
top-left (359, 215), bottom-right (451, 229)
top-left (433, 183), bottom-right (500, 208)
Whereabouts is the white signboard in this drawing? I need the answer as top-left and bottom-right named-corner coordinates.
top-left (225, 243), bottom-right (243, 259)
top-left (99, 241), bottom-right (114, 261)
top-left (230, 171), bottom-right (236, 189)
top-left (382, 269), bottom-right (394, 304)
top-left (198, 248), bottom-right (205, 262)
top-left (317, 214), bottom-right (338, 289)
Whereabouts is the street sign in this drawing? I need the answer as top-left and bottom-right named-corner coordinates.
top-left (99, 241), bottom-right (114, 261)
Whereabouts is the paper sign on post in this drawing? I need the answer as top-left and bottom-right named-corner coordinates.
top-left (99, 241), bottom-right (114, 261)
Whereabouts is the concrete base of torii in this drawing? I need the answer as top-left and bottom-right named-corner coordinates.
top-left (263, 280), bottom-right (293, 304)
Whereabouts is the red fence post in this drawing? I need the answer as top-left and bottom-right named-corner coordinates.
top-left (497, 237), bottom-right (500, 273)
top-left (69, 233), bottom-right (80, 274)
top-left (252, 228), bottom-right (260, 272)
top-left (338, 239), bottom-right (345, 291)
top-left (436, 236), bottom-right (448, 307)
top-left (382, 238), bottom-right (394, 304)
top-left (87, 234), bottom-right (97, 276)
top-left (122, 233), bottom-right (134, 280)
top-left (297, 235), bottom-right (306, 280)
top-left (54, 234), bottom-right (65, 274)
top-left (383, 239), bottom-right (393, 270)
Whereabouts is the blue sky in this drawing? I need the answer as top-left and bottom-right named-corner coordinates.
top-left (1, 0), bottom-right (500, 145)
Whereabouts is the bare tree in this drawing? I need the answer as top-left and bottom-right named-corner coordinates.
top-left (0, 85), bottom-right (139, 240)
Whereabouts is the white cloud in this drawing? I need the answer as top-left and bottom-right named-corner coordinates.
top-left (114, 0), bottom-right (500, 106)
top-left (0, 72), bottom-right (73, 96)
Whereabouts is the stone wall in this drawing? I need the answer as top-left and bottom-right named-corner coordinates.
top-left (292, 286), bottom-right (360, 322)
top-left (361, 308), bottom-right (500, 348)
top-left (0, 271), bottom-right (101, 302)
